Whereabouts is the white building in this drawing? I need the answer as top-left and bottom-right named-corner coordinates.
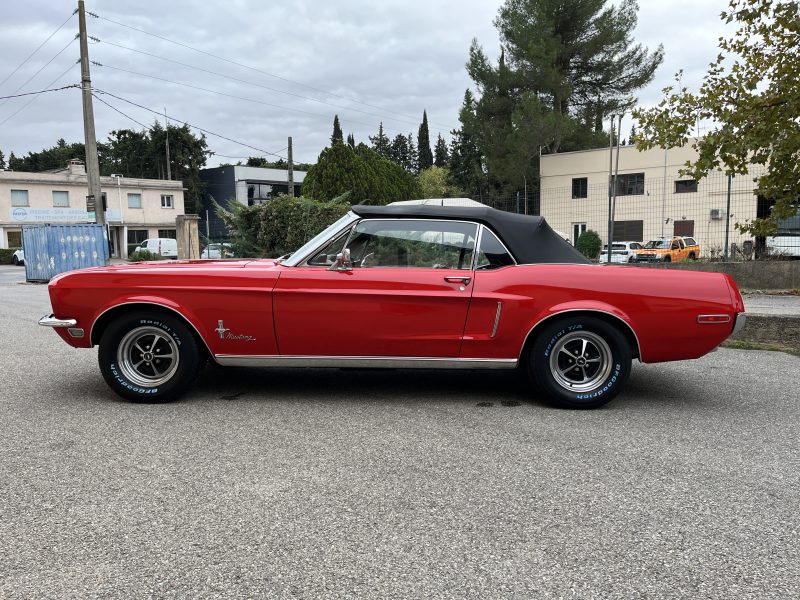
top-left (539, 143), bottom-right (760, 254)
top-left (1, 160), bottom-right (185, 258)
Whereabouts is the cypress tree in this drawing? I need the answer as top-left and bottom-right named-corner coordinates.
top-left (347, 133), bottom-right (355, 148)
top-left (0, 150), bottom-right (5, 170)
top-left (331, 115), bottom-right (344, 144)
top-left (417, 111), bottom-right (433, 170)
top-left (369, 122), bottom-right (391, 158)
top-left (433, 134), bottom-right (449, 167)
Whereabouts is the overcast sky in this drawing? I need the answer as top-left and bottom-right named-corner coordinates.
top-left (0, 0), bottom-right (733, 167)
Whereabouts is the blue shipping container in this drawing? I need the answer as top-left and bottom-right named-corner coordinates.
top-left (22, 224), bottom-right (110, 282)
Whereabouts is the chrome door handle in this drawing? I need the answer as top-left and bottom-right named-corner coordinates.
top-left (444, 276), bottom-right (471, 284)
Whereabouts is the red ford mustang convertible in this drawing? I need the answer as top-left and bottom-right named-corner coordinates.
top-left (40, 204), bottom-right (745, 409)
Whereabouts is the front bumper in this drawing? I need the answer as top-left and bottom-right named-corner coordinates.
top-left (39, 314), bottom-right (77, 328)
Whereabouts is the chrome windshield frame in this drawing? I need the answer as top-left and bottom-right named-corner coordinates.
top-left (282, 211), bottom-right (360, 267)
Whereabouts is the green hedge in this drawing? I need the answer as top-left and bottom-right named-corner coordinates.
top-left (0, 248), bottom-right (19, 264)
top-left (576, 230), bottom-right (602, 260)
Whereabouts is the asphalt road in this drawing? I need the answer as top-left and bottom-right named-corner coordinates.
top-left (0, 265), bottom-right (798, 599)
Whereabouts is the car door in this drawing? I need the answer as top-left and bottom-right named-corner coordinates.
top-left (273, 218), bottom-right (478, 358)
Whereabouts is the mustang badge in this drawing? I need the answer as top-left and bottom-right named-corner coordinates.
top-left (215, 320), bottom-right (256, 342)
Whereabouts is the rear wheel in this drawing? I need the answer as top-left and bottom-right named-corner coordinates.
top-left (527, 316), bottom-right (632, 409)
top-left (688, 252), bottom-right (697, 260)
top-left (98, 311), bottom-right (203, 402)
top-left (663, 255), bottom-right (671, 263)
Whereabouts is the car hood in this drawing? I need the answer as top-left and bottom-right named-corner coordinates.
top-left (51, 258), bottom-right (281, 281)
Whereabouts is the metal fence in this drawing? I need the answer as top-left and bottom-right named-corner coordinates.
top-left (477, 167), bottom-right (800, 260)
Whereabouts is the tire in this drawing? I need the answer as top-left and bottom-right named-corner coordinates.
top-left (12, 256), bottom-right (20, 266)
top-left (663, 255), bottom-right (671, 263)
top-left (688, 252), bottom-right (697, 260)
top-left (98, 311), bottom-right (203, 402)
top-left (527, 316), bottom-right (632, 409)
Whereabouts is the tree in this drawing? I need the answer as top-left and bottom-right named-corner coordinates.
top-left (369, 122), bottom-right (391, 158)
top-left (466, 0), bottom-right (662, 191)
top-left (433, 134), bottom-right (449, 167)
top-left (633, 0), bottom-right (800, 237)
top-left (0, 150), bottom-right (5, 169)
top-left (301, 143), bottom-right (421, 204)
top-left (347, 133), bottom-right (355, 148)
top-left (417, 111), bottom-right (433, 170)
top-left (449, 91), bottom-right (486, 198)
top-left (331, 115), bottom-right (343, 144)
top-left (417, 166), bottom-right (464, 199)
top-left (576, 229), bottom-right (602, 259)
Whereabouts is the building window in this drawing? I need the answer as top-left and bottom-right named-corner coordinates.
top-left (7, 230), bottom-right (22, 248)
top-left (674, 179), bottom-right (698, 193)
top-left (52, 190), bottom-right (69, 207)
top-left (158, 229), bottom-right (177, 239)
top-left (612, 220), bottom-right (644, 242)
top-left (11, 189), bottom-right (29, 207)
top-left (127, 229), bottom-right (148, 255)
top-left (614, 173), bottom-right (645, 196)
top-left (161, 194), bottom-right (174, 209)
top-left (127, 193), bottom-right (142, 208)
top-left (571, 177), bottom-right (588, 199)
top-left (572, 223), bottom-right (587, 246)
top-left (674, 220), bottom-right (695, 237)
top-left (247, 182), bottom-right (273, 206)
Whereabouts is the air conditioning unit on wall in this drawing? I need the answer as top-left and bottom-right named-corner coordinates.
top-left (710, 209), bottom-right (725, 220)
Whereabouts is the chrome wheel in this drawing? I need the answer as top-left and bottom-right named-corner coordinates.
top-left (117, 326), bottom-right (180, 388)
top-left (548, 331), bottom-right (613, 393)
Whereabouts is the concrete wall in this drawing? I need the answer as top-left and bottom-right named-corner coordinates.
top-left (632, 261), bottom-right (800, 290)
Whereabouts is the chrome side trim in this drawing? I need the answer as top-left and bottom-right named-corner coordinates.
top-left (520, 308), bottom-right (643, 361)
top-left (214, 355), bottom-right (518, 369)
top-left (732, 313), bottom-right (746, 335)
top-left (490, 301), bottom-right (503, 338)
top-left (39, 314), bottom-right (78, 328)
top-left (89, 301), bottom-right (214, 357)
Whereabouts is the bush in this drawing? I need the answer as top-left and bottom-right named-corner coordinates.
top-left (576, 230), bottom-right (602, 260)
top-left (128, 249), bottom-right (167, 262)
top-left (216, 195), bottom-right (352, 258)
top-left (417, 166), bottom-right (464, 198)
top-left (0, 248), bottom-right (19, 264)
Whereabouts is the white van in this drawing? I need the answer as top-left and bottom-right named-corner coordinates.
top-left (130, 238), bottom-right (178, 258)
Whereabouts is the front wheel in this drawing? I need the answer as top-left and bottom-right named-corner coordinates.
top-left (527, 316), bottom-right (632, 409)
top-left (12, 255), bottom-right (20, 266)
top-left (98, 311), bottom-right (203, 402)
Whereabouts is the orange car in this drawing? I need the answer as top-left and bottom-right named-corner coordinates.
top-left (633, 236), bottom-right (700, 263)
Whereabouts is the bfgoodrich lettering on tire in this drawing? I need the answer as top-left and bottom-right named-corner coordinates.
top-left (98, 311), bottom-right (202, 403)
top-left (528, 316), bottom-right (632, 409)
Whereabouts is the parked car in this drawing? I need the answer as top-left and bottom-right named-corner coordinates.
top-left (634, 236), bottom-right (700, 263)
top-left (12, 249), bottom-right (24, 266)
top-left (201, 243), bottom-right (234, 259)
top-left (39, 204), bottom-right (744, 409)
top-left (130, 238), bottom-right (178, 258)
top-left (598, 241), bottom-right (643, 264)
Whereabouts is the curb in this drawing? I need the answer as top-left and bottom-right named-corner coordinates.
top-left (730, 313), bottom-right (800, 353)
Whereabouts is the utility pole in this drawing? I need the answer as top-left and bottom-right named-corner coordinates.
top-left (164, 107), bottom-right (171, 180)
top-left (78, 0), bottom-right (104, 229)
top-left (606, 114), bottom-right (615, 263)
top-left (287, 136), bottom-right (294, 198)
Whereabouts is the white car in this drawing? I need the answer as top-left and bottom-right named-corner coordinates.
top-left (201, 243), bottom-right (234, 259)
top-left (599, 241), bottom-right (643, 263)
top-left (12, 249), bottom-right (24, 266)
top-left (130, 238), bottom-right (178, 258)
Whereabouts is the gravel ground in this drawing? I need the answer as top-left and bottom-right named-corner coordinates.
top-left (0, 265), bottom-right (798, 599)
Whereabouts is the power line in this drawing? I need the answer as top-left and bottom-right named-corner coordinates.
top-left (0, 36), bottom-right (77, 108)
top-left (0, 11), bottom-right (76, 89)
top-left (0, 84), bottom-right (79, 101)
top-left (90, 11), bottom-right (454, 130)
top-left (0, 61), bottom-right (79, 128)
top-left (91, 37), bottom-right (425, 132)
top-left (92, 89), bottom-right (288, 159)
top-left (92, 60), bottom-right (400, 133)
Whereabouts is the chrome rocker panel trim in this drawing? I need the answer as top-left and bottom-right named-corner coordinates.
top-left (214, 355), bottom-right (519, 369)
top-left (39, 314), bottom-right (78, 328)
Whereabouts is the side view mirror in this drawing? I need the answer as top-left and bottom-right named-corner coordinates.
top-left (328, 248), bottom-right (352, 271)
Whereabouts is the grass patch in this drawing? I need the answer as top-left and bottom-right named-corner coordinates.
top-left (722, 339), bottom-right (800, 358)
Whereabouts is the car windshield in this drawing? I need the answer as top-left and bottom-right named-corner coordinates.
top-left (644, 240), bottom-right (670, 249)
top-left (283, 212), bottom-right (359, 266)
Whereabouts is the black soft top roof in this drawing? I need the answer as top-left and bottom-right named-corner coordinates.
top-left (351, 204), bottom-right (590, 265)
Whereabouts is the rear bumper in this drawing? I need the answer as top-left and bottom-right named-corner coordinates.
top-left (38, 314), bottom-right (77, 328)
top-left (732, 313), bottom-right (747, 335)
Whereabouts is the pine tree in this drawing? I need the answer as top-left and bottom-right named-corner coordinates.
top-left (449, 90), bottom-right (485, 198)
top-left (417, 111), bottom-right (433, 170)
top-left (389, 134), bottom-right (410, 170)
top-left (347, 133), bottom-right (355, 148)
top-left (8, 151), bottom-right (20, 170)
top-left (406, 133), bottom-right (418, 173)
top-left (369, 122), bottom-right (390, 158)
top-left (433, 134), bottom-right (449, 167)
top-left (0, 150), bottom-right (5, 170)
top-left (331, 115), bottom-right (343, 144)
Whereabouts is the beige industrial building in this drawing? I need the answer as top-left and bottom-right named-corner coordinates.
top-left (1, 160), bottom-right (185, 258)
top-left (539, 143), bottom-right (760, 254)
